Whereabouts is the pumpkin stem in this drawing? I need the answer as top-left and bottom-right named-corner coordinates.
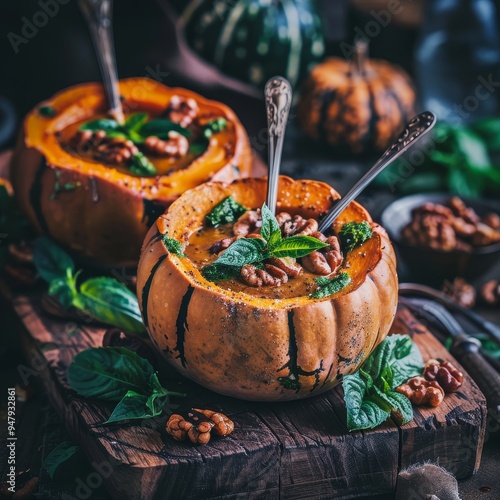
top-left (351, 39), bottom-right (369, 77)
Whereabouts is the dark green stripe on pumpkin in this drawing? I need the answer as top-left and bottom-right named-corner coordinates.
top-left (141, 254), bottom-right (167, 329)
top-left (29, 158), bottom-right (50, 235)
top-left (175, 286), bottom-right (194, 368)
top-left (318, 89), bottom-right (336, 144)
top-left (362, 81), bottom-right (380, 151)
top-left (386, 87), bottom-right (408, 125)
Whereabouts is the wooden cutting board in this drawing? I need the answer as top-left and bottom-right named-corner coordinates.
top-left (10, 294), bottom-right (486, 500)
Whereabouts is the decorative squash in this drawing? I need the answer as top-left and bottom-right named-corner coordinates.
top-left (10, 78), bottom-right (252, 267)
top-left (178, 0), bottom-right (325, 88)
top-left (299, 40), bottom-right (416, 154)
top-left (137, 176), bottom-right (398, 401)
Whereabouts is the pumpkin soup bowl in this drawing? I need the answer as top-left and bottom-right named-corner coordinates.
top-left (137, 176), bottom-right (398, 401)
top-left (10, 78), bottom-right (252, 267)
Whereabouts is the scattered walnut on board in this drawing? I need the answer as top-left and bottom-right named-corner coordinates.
top-left (423, 359), bottom-right (463, 393)
top-left (481, 279), bottom-right (500, 306)
top-left (396, 376), bottom-right (445, 407)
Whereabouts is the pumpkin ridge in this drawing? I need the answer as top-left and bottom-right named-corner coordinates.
top-left (175, 285), bottom-right (194, 368)
top-left (29, 158), bottom-right (50, 235)
top-left (142, 254), bottom-right (167, 329)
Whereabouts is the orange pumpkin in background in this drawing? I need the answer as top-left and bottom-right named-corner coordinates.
top-left (10, 78), bottom-right (252, 267)
top-left (299, 40), bottom-right (416, 154)
top-left (137, 176), bottom-right (398, 402)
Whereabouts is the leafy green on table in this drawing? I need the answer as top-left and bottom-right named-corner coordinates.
top-left (310, 272), bottom-right (351, 299)
top-left (373, 118), bottom-right (500, 198)
top-left (67, 347), bottom-right (184, 424)
top-left (33, 237), bottom-right (146, 335)
top-left (343, 334), bottom-right (423, 431)
top-left (43, 442), bottom-right (81, 479)
top-left (202, 203), bottom-right (328, 281)
top-left (338, 221), bottom-right (373, 253)
top-left (206, 196), bottom-right (247, 227)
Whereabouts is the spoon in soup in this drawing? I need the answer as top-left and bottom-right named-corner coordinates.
top-left (318, 111), bottom-right (437, 233)
top-left (78, 0), bottom-right (125, 125)
top-left (265, 77), bottom-right (293, 215)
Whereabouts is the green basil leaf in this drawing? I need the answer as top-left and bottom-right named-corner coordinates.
top-left (67, 347), bottom-right (155, 401)
top-left (123, 113), bottom-right (149, 133)
top-left (343, 371), bottom-right (390, 431)
top-left (210, 237), bottom-right (266, 268)
top-left (38, 105), bottom-right (57, 117)
top-left (106, 130), bottom-right (129, 140)
top-left (33, 237), bottom-right (75, 283)
top-left (80, 119), bottom-right (119, 132)
top-left (206, 196), bottom-right (247, 227)
top-left (188, 140), bottom-right (208, 156)
top-left (270, 235), bottom-right (328, 258)
top-left (260, 203), bottom-right (281, 244)
top-left (203, 117), bottom-right (228, 138)
top-left (374, 388), bottom-right (414, 426)
top-left (129, 152), bottom-right (157, 177)
top-left (43, 442), bottom-right (81, 479)
top-left (139, 119), bottom-right (191, 138)
top-left (202, 263), bottom-right (240, 282)
top-left (48, 276), bottom-right (78, 309)
top-left (162, 235), bottom-right (185, 257)
top-left (472, 117), bottom-right (500, 150)
top-left (338, 221), bottom-right (373, 253)
top-left (105, 390), bottom-right (166, 424)
top-left (77, 277), bottom-right (146, 335)
top-left (310, 272), bottom-right (351, 299)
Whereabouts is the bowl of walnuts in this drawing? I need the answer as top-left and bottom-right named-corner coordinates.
top-left (381, 193), bottom-right (500, 285)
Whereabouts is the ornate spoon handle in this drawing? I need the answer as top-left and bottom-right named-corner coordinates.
top-left (78, 0), bottom-right (124, 124)
top-left (318, 111), bottom-right (436, 232)
top-left (265, 77), bottom-right (292, 215)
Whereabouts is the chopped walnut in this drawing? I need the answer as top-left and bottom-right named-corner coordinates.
top-left (165, 95), bottom-right (199, 128)
top-left (483, 212), bottom-right (500, 230)
top-left (240, 263), bottom-right (287, 287)
top-left (209, 236), bottom-right (236, 254)
top-left (324, 236), bottom-right (343, 273)
top-left (396, 376), bottom-right (445, 407)
top-left (448, 196), bottom-right (480, 224)
top-left (441, 278), bottom-right (476, 308)
top-left (276, 212), bottom-right (292, 227)
top-left (480, 279), bottom-right (500, 305)
top-left (143, 132), bottom-right (189, 158)
top-left (166, 409), bottom-right (233, 445)
top-left (302, 250), bottom-right (331, 275)
top-left (471, 222), bottom-right (500, 246)
top-left (267, 257), bottom-right (303, 278)
top-left (68, 129), bottom-right (107, 155)
top-left (423, 359), bottom-right (463, 393)
top-left (281, 214), bottom-right (318, 237)
top-left (233, 210), bottom-right (261, 236)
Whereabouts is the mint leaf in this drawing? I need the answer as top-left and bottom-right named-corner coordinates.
top-left (80, 118), bottom-right (119, 132)
top-left (206, 196), bottom-right (247, 227)
top-left (374, 387), bottom-right (414, 426)
top-left (124, 113), bottom-right (148, 134)
top-left (339, 221), bottom-right (373, 252)
top-left (260, 204), bottom-right (281, 244)
top-left (270, 235), bottom-right (328, 258)
top-left (209, 237), bottom-right (266, 268)
top-left (162, 235), bottom-right (184, 257)
top-left (33, 237), bottom-right (75, 283)
top-left (129, 152), bottom-right (157, 177)
top-left (310, 272), bottom-right (351, 299)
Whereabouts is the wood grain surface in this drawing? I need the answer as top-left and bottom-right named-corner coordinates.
top-left (9, 293), bottom-right (486, 500)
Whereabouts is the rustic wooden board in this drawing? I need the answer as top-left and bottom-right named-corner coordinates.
top-left (11, 294), bottom-right (486, 500)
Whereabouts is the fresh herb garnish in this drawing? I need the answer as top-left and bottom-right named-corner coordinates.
top-left (206, 196), bottom-right (247, 227)
top-left (338, 221), bottom-right (373, 252)
top-left (310, 272), bottom-right (351, 299)
top-left (162, 234), bottom-right (185, 257)
top-left (33, 237), bottom-right (146, 335)
top-left (67, 347), bottom-right (184, 424)
top-left (343, 334), bottom-right (423, 431)
top-left (43, 442), bottom-right (81, 479)
top-left (50, 170), bottom-right (80, 200)
top-left (129, 152), bottom-right (157, 177)
top-left (140, 119), bottom-right (191, 139)
top-left (38, 105), bottom-right (57, 117)
top-left (203, 117), bottom-right (228, 138)
top-left (80, 118), bottom-right (120, 132)
top-left (202, 204), bottom-right (328, 282)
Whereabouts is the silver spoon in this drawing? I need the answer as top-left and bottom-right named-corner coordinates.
top-left (318, 111), bottom-right (437, 232)
top-left (265, 77), bottom-right (292, 215)
top-left (78, 0), bottom-right (125, 125)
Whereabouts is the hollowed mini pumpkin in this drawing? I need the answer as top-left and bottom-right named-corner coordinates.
top-left (137, 176), bottom-right (398, 401)
top-left (299, 40), bottom-right (416, 154)
top-left (10, 78), bottom-right (252, 267)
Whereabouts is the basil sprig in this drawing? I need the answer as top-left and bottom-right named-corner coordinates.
top-left (343, 334), bottom-right (423, 431)
top-left (33, 237), bottom-right (146, 335)
top-left (67, 347), bottom-right (184, 424)
top-left (202, 204), bottom-right (328, 281)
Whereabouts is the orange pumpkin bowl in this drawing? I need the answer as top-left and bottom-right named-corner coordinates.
top-left (137, 176), bottom-right (398, 401)
top-left (10, 78), bottom-right (252, 267)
